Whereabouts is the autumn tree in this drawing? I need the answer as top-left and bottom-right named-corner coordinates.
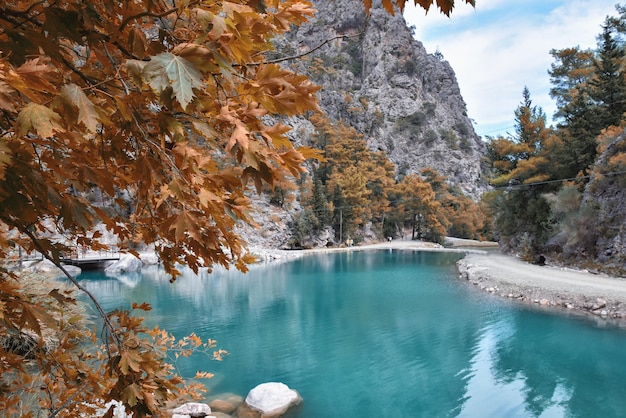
top-left (327, 165), bottom-right (372, 241)
top-left (484, 5), bottom-right (626, 269)
top-left (0, 0), bottom-right (475, 415)
top-left (307, 116), bottom-right (397, 242)
top-left (487, 88), bottom-right (555, 259)
top-left (395, 174), bottom-right (447, 243)
top-left (488, 87), bottom-right (553, 186)
top-left (549, 47), bottom-right (596, 115)
top-left (548, 14), bottom-right (626, 182)
top-left (289, 174), bottom-right (332, 248)
top-left (366, 152), bottom-right (397, 235)
top-left (0, 0), bottom-right (323, 415)
top-left (421, 168), bottom-right (488, 240)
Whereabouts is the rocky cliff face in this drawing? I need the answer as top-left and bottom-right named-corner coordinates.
top-left (243, 0), bottom-right (489, 249)
top-left (574, 132), bottom-right (626, 273)
top-left (277, 0), bottom-right (487, 197)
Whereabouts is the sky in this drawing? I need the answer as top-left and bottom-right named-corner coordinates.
top-left (403, 0), bottom-right (620, 139)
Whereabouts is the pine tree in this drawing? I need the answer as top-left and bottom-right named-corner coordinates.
top-left (548, 45), bottom-right (604, 179)
top-left (549, 47), bottom-right (595, 116)
top-left (487, 88), bottom-right (556, 259)
top-left (589, 20), bottom-right (626, 129)
top-left (312, 176), bottom-right (332, 228)
top-left (489, 88), bottom-right (552, 186)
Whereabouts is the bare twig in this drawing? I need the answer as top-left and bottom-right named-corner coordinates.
top-left (47, 388), bottom-right (82, 418)
top-left (118, 2), bottom-right (199, 33)
top-left (20, 228), bottom-right (122, 353)
top-left (248, 30), bottom-right (367, 66)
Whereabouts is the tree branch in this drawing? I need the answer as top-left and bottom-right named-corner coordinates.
top-left (118, 2), bottom-right (199, 33)
top-left (249, 30), bottom-right (367, 66)
top-left (1, 1), bottom-right (47, 31)
top-left (20, 228), bottom-right (122, 353)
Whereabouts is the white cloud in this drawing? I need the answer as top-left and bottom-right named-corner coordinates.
top-left (404, 0), bottom-right (618, 137)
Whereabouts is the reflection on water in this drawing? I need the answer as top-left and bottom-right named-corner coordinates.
top-left (78, 251), bottom-right (626, 417)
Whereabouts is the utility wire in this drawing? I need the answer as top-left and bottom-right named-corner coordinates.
top-left (476, 126), bottom-right (516, 137)
top-left (494, 169), bottom-right (626, 190)
top-left (294, 170), bottom-right (626, 215)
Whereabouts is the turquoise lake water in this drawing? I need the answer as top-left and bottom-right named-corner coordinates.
top-left (78, 250), bottom-right (626, 417)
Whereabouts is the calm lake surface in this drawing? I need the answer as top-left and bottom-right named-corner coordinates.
top-left (78, 250), bottom-right (626, 417)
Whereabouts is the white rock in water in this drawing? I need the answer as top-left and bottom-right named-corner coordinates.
top-left (171, 402), bottom-right (211, 417)
top-left (105, 253), bottom-right (142, 274)
top-left (139, 251), bottom-right (159, 266)
top-left (31, 259), bottom-right (58, 272)
top-left (245, 382), bottom-right (301, 417)
top-left (65, 265), bottom-right (82, 276)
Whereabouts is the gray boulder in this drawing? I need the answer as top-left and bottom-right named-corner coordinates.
top-left (171, 402), bottom-right (211, 417)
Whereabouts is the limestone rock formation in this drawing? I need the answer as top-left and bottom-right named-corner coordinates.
top-left (576, 131), bottom-right (626, 273)
top-left (279, 0), bottom-right (487, 197)
top-left (241, 0), bottom-right (489, 248)
top-left (171, 402), bottom-right (212, 418)
top-left (244, 382), bottom-right (302, 417)
top-left (104, 253), bottom-right (143, 274)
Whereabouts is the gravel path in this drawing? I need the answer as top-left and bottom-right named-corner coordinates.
top-left (457, 251), bottom-right (626, 322)
top-left (357, 238), bottom-right (626, 322)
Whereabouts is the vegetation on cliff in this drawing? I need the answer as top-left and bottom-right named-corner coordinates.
top-left (485, 5), bottom-right (626, 274)
top-left (289, 115), bottom-right (489, 247)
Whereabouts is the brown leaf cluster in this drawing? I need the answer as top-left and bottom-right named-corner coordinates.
top-left (0, 0), bottom-right (322, 279)
top-left (0, 0), bottom-right (320, 414)
top-left (0, 0), bottom-right (473, 415)
top-left (365, 0), bottom-right (475, 16)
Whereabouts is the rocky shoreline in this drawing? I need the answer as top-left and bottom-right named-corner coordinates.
top-left (169, 382), bottom-right (301, 418)
top-left (251, 238), bottom-right (626, 327)
top-left (457, 252), bottom-right (626, 327)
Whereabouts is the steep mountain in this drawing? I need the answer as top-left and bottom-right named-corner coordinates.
top-left (242, 0), bottom-right (489, 249)
top-left (276, 0), bottom-right (487, 197)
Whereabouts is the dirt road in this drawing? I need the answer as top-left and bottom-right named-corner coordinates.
top-left (458, 251), bottom-right (626, 320)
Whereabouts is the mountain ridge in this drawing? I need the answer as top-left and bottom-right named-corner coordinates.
top-left (277, 0), bottom-right (488, 198)
top-left (240, 0), bottom-right (491, 248)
